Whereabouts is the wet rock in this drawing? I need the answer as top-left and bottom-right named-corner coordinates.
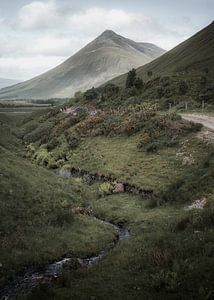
top-left (83, 174), bottom-right (93, 185)
top-left (58, 168), bottom-right (71, 179)
top-left (62, 258), bottom-right (81, 271)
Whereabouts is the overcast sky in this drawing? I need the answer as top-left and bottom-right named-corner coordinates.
top-left (0, 0), bottom-right (213, 80)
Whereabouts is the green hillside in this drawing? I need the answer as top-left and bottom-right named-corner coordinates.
top-left (110, 21), bottom-right (214, 86)
top-left (0, 31), bottom-right (165, 100)
top-left (1, 21), bottom-right (214, 300)
top-left (0, 104), bottom-right (214, 299)
top-left (65, 22), bottom-right (214, 111)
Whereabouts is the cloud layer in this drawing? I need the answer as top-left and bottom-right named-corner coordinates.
top-left (0, 0), bottom-right (211, 80)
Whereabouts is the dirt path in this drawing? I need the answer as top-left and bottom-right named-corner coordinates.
top-left (181, 114), bottom-right (214, 143)
top-left (181, 114), bottom-right (214, 131)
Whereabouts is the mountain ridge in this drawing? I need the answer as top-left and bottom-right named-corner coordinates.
top-left (108, 22), bottom-right (214, 86)
top-left (0, 78), bottom-right (20, 90)
top-left (0, 30), bottom-right (165, 99)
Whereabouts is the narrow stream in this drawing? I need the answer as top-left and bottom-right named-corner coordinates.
top-left (0, 218), bottom-right (130, 299)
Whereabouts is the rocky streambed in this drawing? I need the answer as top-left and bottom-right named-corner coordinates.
top-left (0, 218), bottom-right (130, 299)
top-left (58, 166), bottom-right (153, 196)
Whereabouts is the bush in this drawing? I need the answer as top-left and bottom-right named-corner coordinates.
top-left (47, 137), bottom-right (59, 151)
top-left (137, 113), bottom-right (201, 152)
top-left (52, 115), bottom-right (84, 137)
top-left (98, 182), bottom-right (113, 196)
top-left (84, 87), bottom-right (98, 100)
top-left (178, 80), bottom-right (189, 95)
top-left (24, 121), bottom-right (55, 143)
top-left (126, 68), bottom-right (137, 88)
top-left (65, 131), bottom-right (80, 149)
top-left (26, 143), bottom-right (36, 155)
top-left (32, 146), bottom-right (57, 169)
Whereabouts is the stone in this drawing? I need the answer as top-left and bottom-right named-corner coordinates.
top-left (184, 197), bottom-right (207, 211)
top-left (112, 183), bottom-right (124, 193)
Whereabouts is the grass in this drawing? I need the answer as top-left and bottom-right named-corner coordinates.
top-left (0, 113), bottom-right (116, 288)
top-left (1, 108), bottom-right (214, 300)
top-left (22, 189), bottom-right (214, 300)
top-left (59, 132), bottom-right (207, 193)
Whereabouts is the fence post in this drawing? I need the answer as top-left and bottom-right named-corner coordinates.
top-left (202, 100), bottom-right (205, 112)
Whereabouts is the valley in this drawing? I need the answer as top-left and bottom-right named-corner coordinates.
top-left (0, 103), bottom-right (213, 299)
top-left (0, 8), bottom-right (213, 300)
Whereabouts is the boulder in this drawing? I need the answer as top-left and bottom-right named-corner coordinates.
top-left (113, 183), bottom-right (124, 193)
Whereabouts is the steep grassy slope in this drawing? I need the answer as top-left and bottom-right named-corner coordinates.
top-left (30, 190), bottom-right (214, 300)
top-left (0, 31), bottom-right (165, 100)
top-left (14, 107), bottom-right (214, 300)
top-left (0, 105), bottom-right (213, 299)
top-left (0, 113), bottom-right (116, 288)
top-left (110, 22), bottom-right (214, 86)
top-left (22, 106), bottom-right (207, 196)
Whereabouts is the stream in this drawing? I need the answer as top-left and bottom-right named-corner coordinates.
top-left (0, 218), bottom-right (130, 299)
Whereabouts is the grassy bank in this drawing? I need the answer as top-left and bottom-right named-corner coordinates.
top-left (20, 179), bottom-right (214, 300)
top-left (0, 107), bottom-right (213, 299)
top-left (0, 113), bottom-right (116, 288)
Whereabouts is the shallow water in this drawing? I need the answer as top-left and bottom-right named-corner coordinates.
top-left (0, 218), bottom-right (130, 299)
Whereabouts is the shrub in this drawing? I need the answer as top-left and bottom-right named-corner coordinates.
top-left (24, 121), bottom-right (55, 143)
top-left (145, 142), bottom-right (159, 153)
top-left (33, 146), bottom-right (57, 169)
top-left (126, 68), bottom-right (137, 88)
top-left (84, 87), bottom-right (98, 100)
top-left (47, 137), bottom-right (59, 151)
top-left (178, 80), bottom-right (189, 95)
top-left (98, 182), bottom-right (113, 196)
top-left (52, 115), bottom-right (84, 137)
top-left (156, 86), bottom-right (164, 98)
top-left (64, 131), bottom-right (80, 149)
top-left (148, 70), bottom-right (153, 77)
top-left (74, 113), bottom-right (107, 136)
top-left (26, 143), bottom-right (36, 155)
top-left (138, 113), bottom-right (201, 152)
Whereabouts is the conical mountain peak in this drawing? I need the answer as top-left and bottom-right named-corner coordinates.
top-left (100, 29), bottom-right (118, 38)
top-left (0, 29), bottom-right (165, 99)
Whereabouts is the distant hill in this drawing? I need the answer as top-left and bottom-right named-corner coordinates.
top-left (0, 30), bottom-right (165, 100)
top-left (0, 78), bottom-right (20, 89)
top-left (109, 22), bottom-right (214, 86)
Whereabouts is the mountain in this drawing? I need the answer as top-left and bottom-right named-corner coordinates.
top-left (0, 78), bottom-right (20, 89)
top-left (109, 22), bottom-right (214, 86)
top-left (0, 30), bottom-right (165, 100)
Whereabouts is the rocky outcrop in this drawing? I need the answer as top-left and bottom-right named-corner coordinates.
top-left (58, 167), bottom-right (153, 196)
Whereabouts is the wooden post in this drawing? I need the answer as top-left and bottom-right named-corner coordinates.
top-left (202, 100), bottom-right (205, 112)
top-left (185, 102), bottom-right (188, 111)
